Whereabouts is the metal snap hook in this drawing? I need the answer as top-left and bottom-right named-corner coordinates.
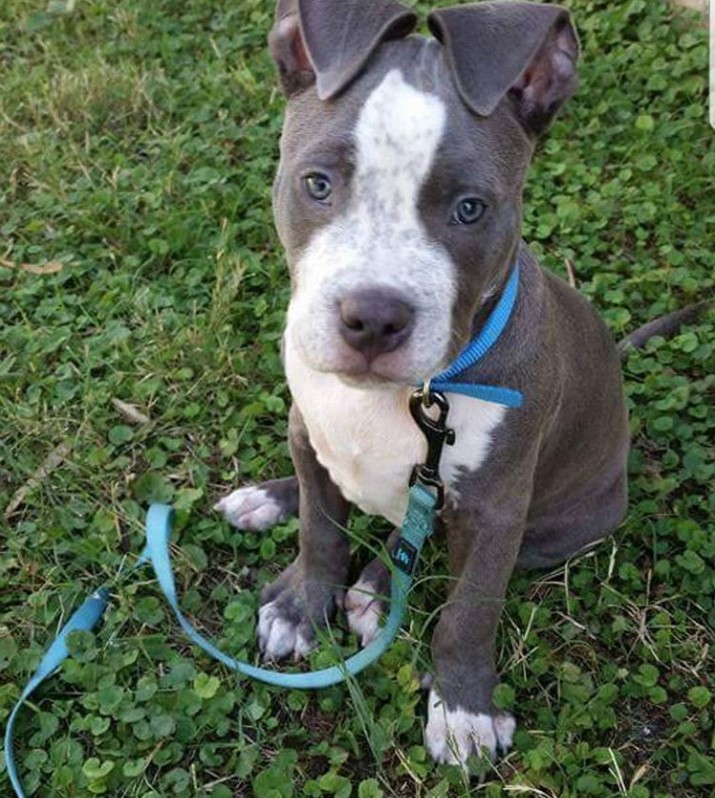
top-left (408, 388), bottom-right (455, 510)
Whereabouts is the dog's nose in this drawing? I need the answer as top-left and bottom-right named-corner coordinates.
top-left (338, 289), bottom-right (415, 359)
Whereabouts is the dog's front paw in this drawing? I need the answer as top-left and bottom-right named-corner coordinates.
top-left (214, 480), bottom-right (296, 531)
top-left (344, 559), bottom-right (390, 646)
top-left (425, 689), bottom-right (515, 766)
top-left (258, 563), bottom-right (341, 661)
top-left (344, 578), bottom-right (383, 646)
top-left (258, 600), bottom-right (316, 661)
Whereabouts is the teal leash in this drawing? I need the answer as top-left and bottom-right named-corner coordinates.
top-left (4, 479), bottom-right (437, 798)
top-left (3, 590), bottom-right (110, 797)
top-left (5, 263), bottom-right (523, 796)
top-left (142, 484), bottom-right (436, 688)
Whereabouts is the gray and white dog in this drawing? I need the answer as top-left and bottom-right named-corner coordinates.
top-left (216, 0), bottom-right (631, 766)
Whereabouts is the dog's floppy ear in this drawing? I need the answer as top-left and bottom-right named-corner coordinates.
top-left (428, 1), bottom-right (579, 136)
top-left (269, 0), bottom-right (417, 99)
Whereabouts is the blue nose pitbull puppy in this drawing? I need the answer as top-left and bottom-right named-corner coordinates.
top-left (216, 0), bottom-right (629, 766)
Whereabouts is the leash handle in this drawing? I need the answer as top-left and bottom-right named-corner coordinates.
top-left (144, 488), bottom-right (434, 689)
top-left (4, 590), bottom-right (110, 798)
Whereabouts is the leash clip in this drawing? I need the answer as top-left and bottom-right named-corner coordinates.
top-left (409, 387), bottom-right (455, 510)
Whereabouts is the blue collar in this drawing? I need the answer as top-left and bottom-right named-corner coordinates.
top-left (423, 263), bottom-right (523, 408)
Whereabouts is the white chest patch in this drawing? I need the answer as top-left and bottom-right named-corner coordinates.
top-left (285, 343), bottom-right (506, 525)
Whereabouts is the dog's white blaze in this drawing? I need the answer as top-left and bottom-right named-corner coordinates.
top-left (352, 68), bottom-right (444, 232)
top-left (285, 69), bottom-right (505, 523)
top-left (425, 689), bottom-right (516, 766)
top-left (287, 68), bottom-right (457, 379)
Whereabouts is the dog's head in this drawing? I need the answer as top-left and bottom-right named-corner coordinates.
top-left (270, 0), bottom-right (578, 385)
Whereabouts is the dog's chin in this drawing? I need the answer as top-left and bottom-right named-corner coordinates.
top-left (334, 370), bottom-right (400, 390)
top-left (316, 353), bottom-right (440, 390)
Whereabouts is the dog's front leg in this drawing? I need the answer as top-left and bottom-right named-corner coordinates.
top-left (258, 404), bottom-right (351, 661)
top-left (426, 502), bottom-right (526, 767)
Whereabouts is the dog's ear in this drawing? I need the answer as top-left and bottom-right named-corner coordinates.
top-left (269, 0), bottom-right (417, 99)
top-left (428, 2), bottom-right (579, 136)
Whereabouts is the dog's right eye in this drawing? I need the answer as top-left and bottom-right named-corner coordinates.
top-left (453, 197), bottom-right (486, 225)
top-left (304, 173), bottom-right (332, 203)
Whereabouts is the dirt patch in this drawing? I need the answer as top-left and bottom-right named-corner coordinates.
top-left (668, 0), bottom-right (707, 13)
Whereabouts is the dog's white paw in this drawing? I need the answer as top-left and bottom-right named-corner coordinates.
top-left (214, 486), bottom-right (287, 531)
top-left (344, 577), bottom-right (384, 646)
top-left (257, 600), bottom-right (315, 661)
top-left (425, 689), bottom-right (515, 766)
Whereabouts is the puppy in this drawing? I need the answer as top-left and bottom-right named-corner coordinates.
top-left (218, 0), bottom-right (630, 766)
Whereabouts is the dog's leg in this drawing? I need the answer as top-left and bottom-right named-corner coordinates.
top-left (214, 476), bottom-right (299, 531)
top-left (258, 405), bottom-right (351, 661)
top-left (344, 528), bottom-right (399, 646)
top-left (425, 503), bottom-right (526, 767)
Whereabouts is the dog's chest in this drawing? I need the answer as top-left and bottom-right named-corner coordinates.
top-left (285, 341), bottom-right (507, 526)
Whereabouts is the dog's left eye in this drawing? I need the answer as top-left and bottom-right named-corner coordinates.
top-left (304, 173), bottom-right (332, 202)
top-left (453, 198), bottom-right (486, 225)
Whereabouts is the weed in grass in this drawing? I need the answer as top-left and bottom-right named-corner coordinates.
top-left (1, 1), bottom-right (713, 796)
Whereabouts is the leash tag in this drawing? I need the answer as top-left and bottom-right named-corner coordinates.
top-left (392, 537), bottom-right (418, 575)
top-left (408, 388), bottom-right (455, 510)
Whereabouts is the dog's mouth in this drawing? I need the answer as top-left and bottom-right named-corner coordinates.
top-left (305, 344), bottom-right (442, 388)
top-left (332, 360), bottom-right (411, 388)
top-left (334, 370), bottom-right (398, 389)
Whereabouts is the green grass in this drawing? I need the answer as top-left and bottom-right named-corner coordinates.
top-left (1, 0), bottom-right (713, 795)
